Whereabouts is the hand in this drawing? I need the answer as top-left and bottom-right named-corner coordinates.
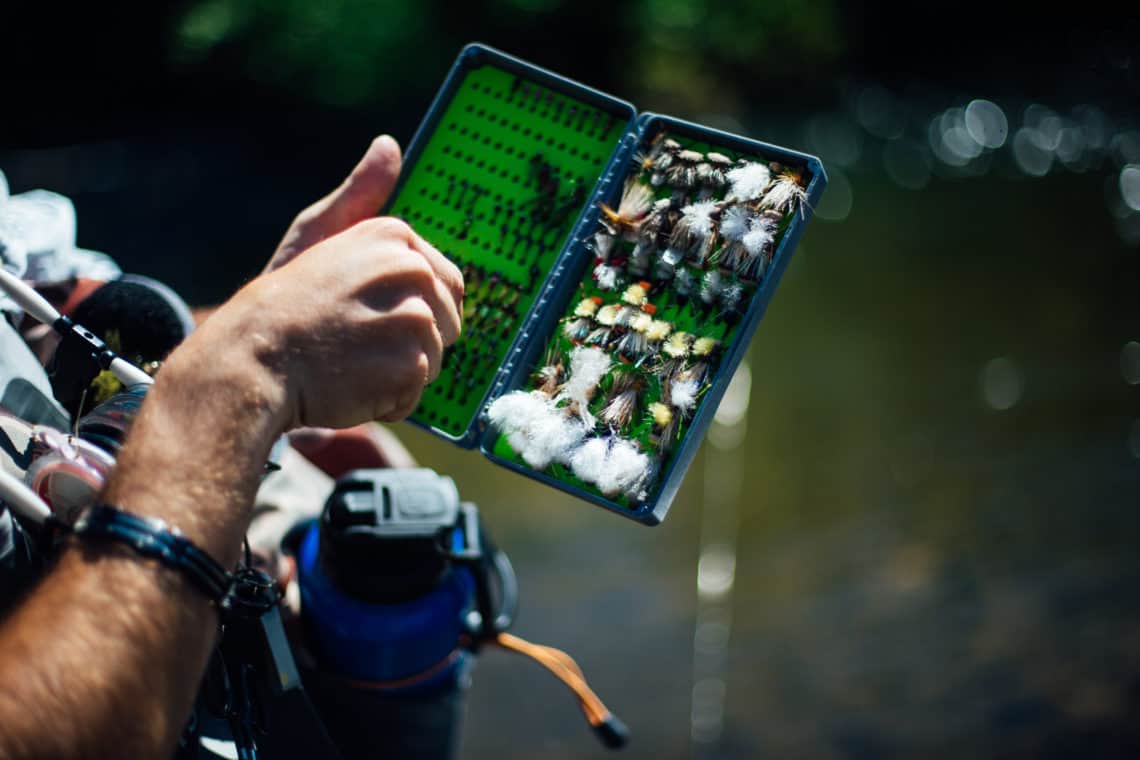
top-left (230, 215), bottom-right (463, 430)
top-left (181, 136), bottom-right (463, 432)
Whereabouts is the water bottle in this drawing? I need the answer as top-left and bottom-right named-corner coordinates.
top-left (294, 468), bottom-right (480, 760)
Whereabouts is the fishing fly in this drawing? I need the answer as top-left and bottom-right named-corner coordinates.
top-left (599, 178), bottom-right (655, 241)
top-left (484, 126), bottom-right (814, 510)
top-left (760, 167), bottom-right (809, 217)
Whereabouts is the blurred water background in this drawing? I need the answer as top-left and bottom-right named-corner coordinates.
top-left (3, 2), bottom-right (1139, 757)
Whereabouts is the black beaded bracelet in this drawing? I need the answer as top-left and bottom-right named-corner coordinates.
top-left (72, 504), bottom-right (232, 602)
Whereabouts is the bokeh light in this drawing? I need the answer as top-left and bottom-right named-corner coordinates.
top-left (883, 138), bottom-right (932, 189)
top-left (964, 99), bottom-right (1008, 149)
top-left (855, 85), bottom-right (906, 139)
top-left (1114, 132), bottom-right (1140, 164)
top-left (1012, 127), bottom-right (1053, 177)
top-left (697, 545), bottom-right (736, 598)
top-left (834, 84), bottom-right (1136, 242)
top-left (1120, 165), bottom-right (1140, 212)
top-left (980, 357), bottom-right (1024, 411)
top-left (1025, 104), bottom-right (1064, 152)
top-left (690, 677), bottom-right (727, 744)
top-left (1122, 341), bottom-right (1140, 385)
top-left (709, 364), bottom-right (751, 449)
top-left (813, 167), bottom-right (853, 221)
top-left (807, 115), bottom-right (863, 167)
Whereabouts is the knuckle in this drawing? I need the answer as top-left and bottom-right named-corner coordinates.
top-left (397, 355), bottom-right (423, 386)
top-left (414, 350), bottom-right (433, 381)
top-left (395, 298), bottom-right (443, 356)
top-left (444, 263), bottom-right (465, 302)
top-left (370, 216), bottom-right (413, 242)
top-left (403, 257), bottom-right (436, 288)
top-left (395, 396), bottom-right (422, 421)
top-left (292, 206), bottom-right (321, 232)
top-left (353, 216), bottom-right (387, 237)
top-left (400, 293), bottom-right (436, 323)
top-left (380, 392), bottom-right (419, 422)
top-left (424, 332), bottom-right (443, 364)
top-left (293, 207), bottom-right (314, 226)
top-left (388, 374), bottom-right (426, 421)
top-left (436, 306), bottom-right (460, 344)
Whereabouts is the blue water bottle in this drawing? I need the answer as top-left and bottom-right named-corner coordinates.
top-left (294, 468), bottom-right (480, 760)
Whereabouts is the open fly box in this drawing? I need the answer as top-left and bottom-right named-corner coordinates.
top-left (384, 43), bottom-right (827, 525)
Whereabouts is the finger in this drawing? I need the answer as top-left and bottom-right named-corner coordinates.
top-left (378, 387), bottom-right (424, 423)
top-left (361, 217), bottom-right (463, 312)
top-left (398, 270), bottom-right (461, 350)
top-left (351, 218), bottom-right (462, 346)
top-left (323, 135), bottom-right (403, 230)
top-left (271, 136), bottom-right (404, 271)
top-left (390, 293), bottom-right (446, 383)
top-left (303, 136), bottom-right (403, 238)
top-left (430, 277), bottom-right (462, 348)
top-left (384, 226), bottom-right (463, 347)
top-left (404, 229), bottom-right (465, 319)
top-left (373, 332), bottom-right (433, 422)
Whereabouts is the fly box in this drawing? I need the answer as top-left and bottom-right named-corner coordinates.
top-left (383, 43), bottom-right (826, 525)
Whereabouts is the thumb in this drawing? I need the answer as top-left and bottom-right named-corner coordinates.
top-left (318, 134), bottom-right (403, 230)
top-left (270, 135), bottom-right (403, 270)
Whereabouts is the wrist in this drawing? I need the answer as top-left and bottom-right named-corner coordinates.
top-left (100, 283), bottom-right (295, 564)
top-left (71, 504), bottom-right (232, 602)
top-left (167, 278), bottom-right (294, 434)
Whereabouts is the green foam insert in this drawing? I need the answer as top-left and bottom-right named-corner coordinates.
top-left (387, 64), bottom-right (626, 438)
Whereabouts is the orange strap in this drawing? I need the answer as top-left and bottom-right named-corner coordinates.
top-left (489, 631), bottom-right (613, 727)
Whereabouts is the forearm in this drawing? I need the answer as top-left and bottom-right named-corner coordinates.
top-left (0, 134), bottom-right (461, 757)
top-left (0, 300), bottom-right (288, 759)
top-left (100, 306), bottom-right (289, 565)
